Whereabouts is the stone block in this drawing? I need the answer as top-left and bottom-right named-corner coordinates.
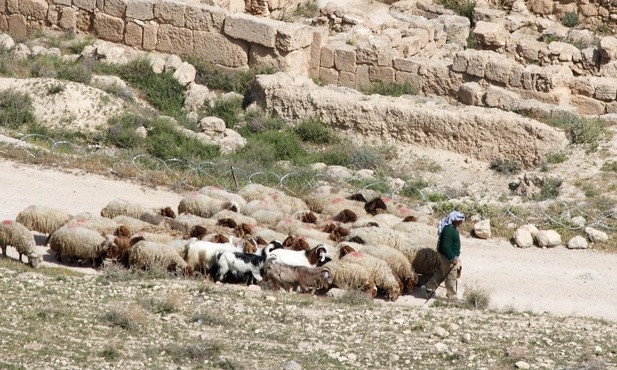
top-left (466, 51), bottom-right (490, 78)
top-left (51, 0), bottom-right (71, 5)
top-left (484, 86), bottom-right (520, 111)
top-left (126, 0), bottom-right (156, 21)
top-left (320, 45), bottom-right (334, 68)
top-left (156, 24), bottom-right (193, 55)
top-left (516, 38), bottom-right (547, 62)
top-left (7, 0), bottom-right (17, 13)
top-left (309, 28), bottom-right (328, 77)
top-left (334, 44), bottom-right (356, 73)
top-left (185, 4), bottom-right (213, 31)
top-left (451, 49), bottom-right (472, 73)
top-left (606, 101), bottom-right (617, 114)
top-left (8, 14), bottom-right (27, 39)
top-left (76, 9), bottom-right (92, 32)
top-left (439, 14), bottom-right (470, 46)
top-left (485, 57), bottom-right (514, 85)
top-left (276, 23), bottom-right (313, 52)
top-left (356, 64), bottom-right (370, 89)
top-left (209, 6), bottom-right (227, 32)
top-left (194, 31), bottom-right (248, 68)
top-left (104, 0), bottom-right (128, 18)
top-left (47, 7), bottom-right (59, 26)
top-left (58, 7), bottom-right (77, 30)
top-left (250, 44), bottom-right (310, 75)
top-left (73, 0), bottom-right (95, 11)
top-left (20, 0), bottom-right (48, 20)
top-left (0, 16), bottom-right (7, 31)
top-left (93, 12), bottom-right (124, 43)
top-left (393, 57), bottom-right (419, 73)
top-left (338, 71), bottom-right (356, 89)
top-left (124, 20), bottom-right (142, 47)
top-left (528, 0), bottom-right (553, 14)
top-left (154, 0), bottom-right (185, 28)
top-left (319, 67), bottom-right (338, 86)
top-left (458, 82), bottom-right (484, 106)
top-left (224, 13), bottom-right (279, 48)
top-left (473, 21), bottom-right (509, 48)
top-left (594, 77), bottom-right (617, 101)
top-left (571, 95), bottom-right (605, 115)
top-left (548, 41), bottom-right (581, 62)
top-left (599, 36), bottom-right (617, 62)
top-left (394, 34), bottom-right (425, 57)
top-left (142, 22), bottom-right (158, 50)
top-left (368, 65), bottom-right (394, 82)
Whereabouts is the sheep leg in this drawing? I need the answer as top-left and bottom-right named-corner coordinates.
top-left (18, 253), bottom-right (23, 262)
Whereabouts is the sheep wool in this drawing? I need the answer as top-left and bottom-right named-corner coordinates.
top-left (178, 192), bottom-right (238, 218)
top-left (340, 248), bottom-right (401, 301)
top-left (238, 183), bottom-right (286, 202)
top-left (0, 220), bottom-right (41, 268)
top-left (212, 209), bottom-right (257, 227)
top-left (16, 205), bottom-right (72, 235)
top-left (112, 215), bottom-right (153, 235)
top-left (411, 248), bottom-right (441, 275)
top-left (100, 199), bottom-right (147, 219)
top-left (49, 224), bottom-right (114, 266)
top-left (173, 213), bottom-right (218, 235)
top-left (249, 209), bottom-right (286, 229)
top-left (303, 185), bottom-right (352, 213)
top-left (198, 186), bottom-right (247, 209)
top-left (66, 212), bottom-right (120, 234)
top-left (323, 260), bottom-right (377, 297)
top-left (128, 240), bottom-right (189, 275)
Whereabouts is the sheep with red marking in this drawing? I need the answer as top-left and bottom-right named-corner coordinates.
top-left (178, 192), bottom-right (239, 218)
top-left (0, 220), bottom-right (42, 268)
top-left (198, 186), bottom-right (247, 209)
top-left (65, 212), bottom-right (120, 234)
top-left (49, 224), bottom-right (115, 267)
top-left (124, 240), bottom-right (190, 275)
top-left (261, 258), bottom-right (333, 293)
top-left (323, 260), bottom-right (377, 297)
top-left (215, 241), bottom-right (283, 284)
top-left (16, 205), bottom-right (72, 243)
top-left (339, 245), bottom-right (401, 301)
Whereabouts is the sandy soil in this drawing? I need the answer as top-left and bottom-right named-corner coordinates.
top-left (2, 160), bottom-right (616, 322)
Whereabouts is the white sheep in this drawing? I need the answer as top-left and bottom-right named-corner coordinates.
top-left (303, 185), bottom-right (352, 213)
top-left (238, 183), bottom-right (286, 202)
top-left (238, 183), bottom-right (308, 214)
top-left (49, 224), bottom-right (115, 267)
top-left (345, 225), bottom-right (410, 250)
top-left (249, 209), bottom-right (286, 228)
top-left (112, 215), bottom-right (154, 235)
top-left (100, 198), bottom-right (147, 219)
top-left (323, 260), bottom-right (377, 297)
top-left (0, 220), bottom-right (42, 268)
top-left (184, 238), bottom-right (256, 276)
top-left (198, 185), bottom-right (247, 209)
top-left (339, 245), bottom-right (401, 301)
top-left (16, 205), bottom-right (72, 238)
top-left (269, 244), bottom-right (332, 268)
top-left (65, 212), bottom-right (120, 234)
top-left (215, 241), bottom-right (281, 284)
top-left (211, 209), bottom-right (257, 227)
top-left (253, 227), bottom-right (288, 245)
top-left (126, 240), bottom-right (190, 275)
top-left (173, 213), bottom-right (219, 235)
top-left (178, 192), bottom-right (239, 218)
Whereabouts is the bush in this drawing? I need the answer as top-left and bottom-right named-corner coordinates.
top-left (462, 287), bottom-right (490, 309)
top-left (0, 89), bottom-right (36, 129)
top-left (489, 157), bottom-right (521, 175)
top-left (105, 113), bottom-right (150, 149)
top-left (533, 177), bottom-right (562, 200)
top-left (188, 57), bottom-right (276, 94)
top-left (439, 0), bottom-right (476, 22)
top-left (547, 113), bottom-right (607, 145)
top-left (601, 161), bottom-right (617, 172)
top-left (145, 118), bottom-right (220, 161)
top-left (293, 117), bottom-right (338, 144)
top-left (202, 96), bottom-right (244, 129)
top-left (241, 112), bottom-right (285, 135)
top-left (294, 0), bottom-right (319, 18)
top-left (545, 152), bottom-right (567, 164)
top-left (561, 12), bottom-right (579, 27)
top-left (232, 130), bottom-right (307, 165)
top-left (361, 81), bottom-right (417, 97)
top-left (401, 178), bottom-right (430, 199)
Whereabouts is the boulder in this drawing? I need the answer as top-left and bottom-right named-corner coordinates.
top-left (536, 230), bottom-right (561, 247)
top-left (570, 216), bottom-right (585, 228)
top-left (472, 21), bottom-right (509, 49)
top-left (599, 36), bottom-right (617, 62)
top-left (0, 33), bottom-right (15, 50)
top-left (566, 235), bottom-right (588, 249)
top-left (585, 227), bottom-right (609, 243)
top-left (473, 219), bottom-right (491, 239)
top-left (172, 62), bottom-right (196, 86)
top-left (513, 228), bottom-right (534, 248)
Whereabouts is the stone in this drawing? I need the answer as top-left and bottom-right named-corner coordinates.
top-left (172, 62), bottom-right (196, 86)
top-left (434, 342), bottom-right (448, 353)
top-left (484, 86), bottom-right (520, 111)
top-left (515, 361), bottom-right (530, 369)
top-left (193, 31), bottom-right (248, 69)
top-left (142, 23), bottom-right (158, 51)
top-left (547, 41), bottom-right (581, 62)
top-left (73, 0), bottom-right (95, 11)
top-left (439, 14), bottom-right (470, 47)
top-left (536, 230), bottom-right (561, 247)
top-left (164, 54), bottom-right (183, 71)
top-left (90, 75), bottom-right (127, 91)
top-left (458, 82), bottom-right (484, 106)
top-left (124, 21), bottom-right (143, 48)
top-left (153, 0), bottom-right (186, 28)
top-left (185, 83), bottom-right (214, 113)
top-left (224, 13), bottom-right (280, 48)
top-left (585, 227), bottom-right (609, 243)
top-left (281, 360), bottom-right (302, 370)
top-left (567, 235), bottom-right (588, 249)
top-left (473, 21), bottom-right (509, 48)
top-left (58, 7), bottom-right (77, 31)
top-left (513, 228), bottom-right (534, 248)
top-left (599, 36), bottom-right (617, 62)
top-left (95, 42), bottom-right (126, 64)
top-left (326, 165), bottom-right (353, 181)
top-left (93, 13), bottom-right (124, 43)
top-left (156, 24), bottom-right (193, 56)
top-left (334, 44), bottom-right (356, 73)
top-left (126, 0), bottom-right (155, 21)
top-left (0, 33), bottom-right (15, 50)
top-left (20, 0), bottom-right (48, 20)
top-left (276, 23), bottom-right (314, 52)
top-left (473, 219), bottom-right (491, 239)
top-left (516, 38), bottom-right (548, 62)
top-left (571, 95), bottom-right (605, 116)
top-left (104, 0), bottom-right (128, 18)
top-left (594, 77), bottom-right (617, 101)
top-left (199, 116), bottom-right (226, 133)
top-left (570, 216), bottom-right (586, 228)
top-left (8, 14), bottom-right (27, 40)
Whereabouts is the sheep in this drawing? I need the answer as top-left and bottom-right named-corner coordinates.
top-left (198, 185), bottom-right (248, 209)
top-left (364, 197), bottom-right (388, 216)
top-left (293, 210), bottom-right (319, 224)
top-left (411, 248), bottom-right (442, 275)
top-left (332, 209), bottom-right (358, 223)
top-left (212, 209), bottom-right (257, 227)
top-left (261, 258), bottom-right (333, 293)
top-left (339, 245), bottom-right (401, 301)
top-left (381, 197), bottom-right (419, 219)
top-left (178, 192), bottom-right (239, 218)
top-left (323, 260), bottom-right (377, 297)
top-left (107, 234), bottom-right (145, 261)
top-left (303, 185), bottom-right (352, 213)
top-left (238, 184), bottom-right (309, 215)
top-left (253, 227), bottom-right (288, 245)
top-left (183, 238), bottom-right (264, 276)
top-left (100, 199), bottom-right (147, 219)
top-left (15, 205), bottom-right (72, 242)
top-left (0, 220), bottom-right (42, 268)
top-left (391, 220), bottom-right (438, 249)
top-left (125, 240), bottom-right (190, 275)
top-left (282, 235), bottom-right (310, 251)
top-left (65, 212), bottom-right (120, 234)
top-left (173, 213), bottom-right (219, 235)
top-left (130, 230), bottom-right (179, 245)
top-left (339, 242), bottom-right (417, 294)
top-left (112, 215), bottom-right (154, 235)
top-left (345, 225), bottom-right (410, 250)
top-left (238, 183), bottom-right (287, 202)
top-left (269, 244), bottom-right (332, 268)
top-left (214, 241), bottom-right (282, 284)
top-left (249, 209), bottom-right (286, 228)
top-left (49, 224), bottom-right (115, 267)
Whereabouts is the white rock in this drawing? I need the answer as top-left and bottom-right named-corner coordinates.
top-left (585, 227), bottom-right (609, 243)
top-left (566, 235), bottom-right (588, 249)
top-left (513, 228), bottom-right (534, 248)
top-left (149, 56), bottom-right (166, 74)
top-left (515, 361), bottom-right (530, 369)
top-left (184, 83), bottom-right (215, 113)
top-left (0, 33), bottom-right (15, 50)
top-left (199, 116), bottom-right (226, 133)
top-left (570, 216), bottom-right (586, 228)
top-left (434, 342), bottom-right (448, 353)
top-left (460, 333), bottom-right (471, 343)
top-left (172, 62), bottom-right (196, 86)
top-left (519, 223), bottom-right (539, 237)
top-left (12, 43), bottom-right (32, 59)
top-left (434, 326), bottom-right (449, 338)
top-left (164, 54), bottom-right (183, 71)
top-left (474, 219), bottom-right (491, 239)
top-left (536, 230), bottom-right (561, 247)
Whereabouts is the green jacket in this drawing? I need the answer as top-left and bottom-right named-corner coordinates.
top-left (438, 224), bottom-right (460, 261)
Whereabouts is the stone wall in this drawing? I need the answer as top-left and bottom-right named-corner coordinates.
top-left (0, 0), bottom-right (325, 75)
top-left (253, 73), bottom-right (569, 167)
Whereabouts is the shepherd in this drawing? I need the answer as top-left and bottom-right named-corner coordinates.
top-left (421, 211), bottom-right (465, 301)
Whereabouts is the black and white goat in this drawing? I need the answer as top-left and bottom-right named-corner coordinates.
top-left (215, 240), bottom-right (283, 285)
top-left (268, 243), bottom-right (332, 268)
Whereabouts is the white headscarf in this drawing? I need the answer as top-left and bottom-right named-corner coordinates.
top-left (438, 211), bottom-right (465, 235)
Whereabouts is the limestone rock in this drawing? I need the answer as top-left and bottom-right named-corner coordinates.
top-left (185, 83), bottom-right (215, 113)
top-left (536, 230), bottom-right (561, 247)
top-left (513, 228), bottom-right (534, 248)
top-left (585, 227), bottom-right (609, 243)
top-left (474, 219), bottom-right (491, 239)
top-left (599, 36), bottom-right (617, 62)
top-left (567, 236), bottom-right (588, 249)
top-left (520, 224), bottom-right (538, 237)
top-left (199, 116), bottom-right (226, 133)
top-left (570, 216), bottom-right (585, 228)
top-left (172, 62), bottom-right (196, 86)
top-left (472, 21), bottom-right (509, 48)
top-left (0, 33), bottom-right (15, 50)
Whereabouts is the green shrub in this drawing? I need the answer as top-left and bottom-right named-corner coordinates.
top-left (533, 177), bottom-right (562, 200)
top-left (67, 36), bottom-right (96, 54)
top-left (601, 161), bottom-right (617, 172)
top-left (30, 55), bottom-right (92, 84)
top-left (293, 117), bottom-right (338, 144)
top-left (542, 34), bottom-right (562, 44)
top-left (332, 291), bottom-right (374, 306)
top-left (241, 112), bottom-right (285, 135)
top-left (105, 113), bottom-right (150, 149)
top-left (489, 157), bottom-right (521, 175)
top-left (233, 130), bottom-right (306, 165)
top-left (439, 0), bottom-right (476, 22)
top-left (145, 118), bottom-right (220, 161)
top-left (561, 12), bottom-right (579, 27)
top-left (462, 287), bottom-right (490, 309)
top-left (361, 81), bottom-right (417, 97)
top-left (0, 89), bottom-right (36, 129)
top-left (545, 152), bottom-right (567, 164)
top-left (57, 62), bottom-right (92, 84)
top-left (188, 57), bottom-right (276, 94)
top-left (547, 113), bottom-right (607, 145)
top-left (294, 0), bottom-right (319, 18)
top-left (47, 82), bottom-right (66, 95)
top-left (401, 178), bottom-right (430, 199)
top-left (202, 96), bottom-right (244, 129)
top-left (117, 58), bottom-right (186, 117)
top-left (159, 342), bottom-right (223, 364)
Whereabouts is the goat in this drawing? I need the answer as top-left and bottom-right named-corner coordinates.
top-left (269, 244), bottom-right (332, 268)
top-left (215, 241), bottom-right (283, 284)
top-left (261, 258), bottom-right (333, 293)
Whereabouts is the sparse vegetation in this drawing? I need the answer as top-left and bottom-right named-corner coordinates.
top-left (545, 113), bottom-right (607, 146)
top-left (293, 117), bottom-right (339, 144)
top-left (360, 81), bottom-right (417, 97)
top-left (490, 157), bottom-right (521, 175)
top-left (533, 177), bottom-right (563, 200)
top-left (561, 12), bottom-right (579, 27)
top-left (438, 0), bottom-right (476, 22)
top-left (0, 89), bottom-right (37, 130)
top-left (462, 286), bottom-right (490, 309)
top-left (294, 0), bottom-right (319, 18)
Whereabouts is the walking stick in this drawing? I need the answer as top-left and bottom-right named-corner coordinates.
top-left (424, 263), bottom-right (457, 304)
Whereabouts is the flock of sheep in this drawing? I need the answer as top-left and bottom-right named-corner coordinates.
top-left (0, 183), bottom-right (443, 301)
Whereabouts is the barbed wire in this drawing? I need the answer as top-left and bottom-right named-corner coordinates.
top-left (11, 133), bottom-right (616, 233)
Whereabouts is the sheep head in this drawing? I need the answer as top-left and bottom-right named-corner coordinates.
top-left (308, 244), bottom-right (332, 266)
top-left (339, 245), bottom-right (356, 258)
top-left (402, 215), bottom-right (418, 222)
top-left (242, 238), bottom-right (257, 254)
top-left (347, 193), bottom-right (367, 203)
top-left (365, 197), bottom-right (387, 216)
top-left (160, 206), bottom-right (176, 219)
top-left (190, 225), bottom-right (209, 239)
top-left (218, 218), bottom-right (237, 229)
top-left (28, 253), bottom-right (42, 269)
top-left (212, 234), bottom-right (230, 243)
top-left (114, 225), bottom-right (131, 238)
top-left (332, 209), bottom-right (357, 223)
top-left (300, 211), bottom-right (317, 224)
top-left (224, 201), bottom-right (239, 213)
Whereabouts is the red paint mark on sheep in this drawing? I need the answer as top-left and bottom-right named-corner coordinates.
top-left (2, 220), bottom-right (12, 225)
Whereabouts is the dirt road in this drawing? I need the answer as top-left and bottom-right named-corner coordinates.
top-left (2, 160), bottom-right (616, 321)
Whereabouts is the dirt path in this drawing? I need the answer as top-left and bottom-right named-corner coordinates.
top-left (2, 160), bottom-right (616, 321)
